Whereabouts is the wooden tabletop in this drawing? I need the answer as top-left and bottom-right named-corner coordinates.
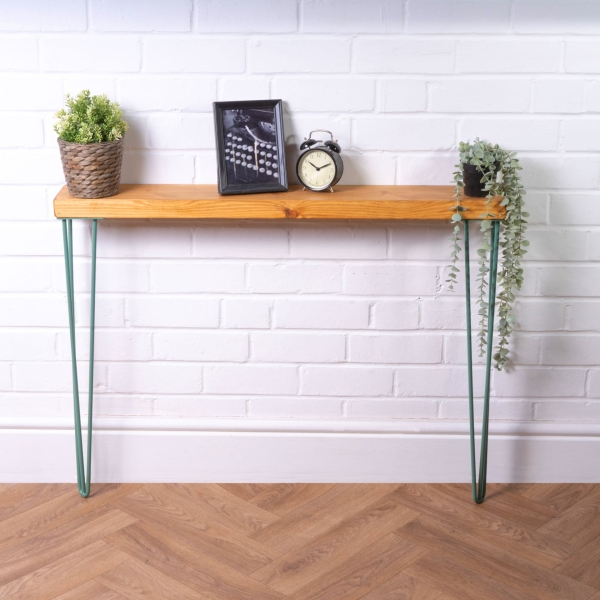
top-left (53, 184), bottom-right (506, 221)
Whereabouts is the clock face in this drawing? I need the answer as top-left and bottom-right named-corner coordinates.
top-left (298, 149), bottom-right (336, 190)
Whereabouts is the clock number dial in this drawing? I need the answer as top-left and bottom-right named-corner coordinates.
top-left (299, 150), bottom-right (335, 190)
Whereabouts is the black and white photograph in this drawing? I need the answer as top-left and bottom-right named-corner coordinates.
top-left (213, 99), bottom-right (288, 195)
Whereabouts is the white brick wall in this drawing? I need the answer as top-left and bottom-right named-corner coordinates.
top-left (2, 0), bottom-right (600, 436)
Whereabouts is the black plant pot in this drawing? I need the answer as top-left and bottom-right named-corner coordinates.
top-left (462, 163), bottom-right (489, 198)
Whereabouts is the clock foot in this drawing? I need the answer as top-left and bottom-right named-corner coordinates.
top-left (329, 186), bottom-right (334, 193)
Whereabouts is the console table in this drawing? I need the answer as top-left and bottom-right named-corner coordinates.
top-left (54, 184), bottom-right (506, 503)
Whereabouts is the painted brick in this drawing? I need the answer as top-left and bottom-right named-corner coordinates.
top-left (41, 36), bottom-right (141, 72)
top-left (514, 1), bottom-right (600, 34)
top-left (145, 114), bottom-right (215, 150)
top-left (0, 294), bottom-right (66, 327)
top-left (121, 152), bottom-right (195, 184)
top-left (204, 364), bottom-right (298, 394)
top-left (514, 300), bottom-right (565, 332)
top-left (13, 362), bottom-right (107, 393)
top-left (118, 77), bottom-right (216, 111)
top-left (301, 366), bottom-right (393, 396)
top-left (193, 226), bottom-right (288, 258)
top-left (0, 37), bottom-right (38, 71)
top-left (144, 38), bottom-right (245, 73)
top-left (155, 331), bottom-right (248, 361)
top-left (273, 78), bottom-right (375, 112)
top-left (541, 335), bottom-right (600, 366)
top-left (0, 222), bottom-right (68, 257)
top-left (349, 334), bottom-right (443, 364)
top-left (533, 80), bottom-right (584, 114)
top-left (569, 302), bottom-right (600, 331)
top-left (195, 152), bottom-right (218, 183)
top-left (566, 41), bottom-right (600, 73)
top-left (0, 259), bottom-right (53, 292)
top-left (534, 400), bottom-right (600, 422)
top-left (334, 152), bottom-right (397, 185)
top-left (549, 193), bottom-right (600, 225)
top-left (154, 396), bottom-right (246, 418)
top-left (525, 230), bottom-right (586, 262)
top-left (0, 150), bottom-right (63, 185)
top-left (519, 156), bottom-right (600, 190)
top-left (0, 76), bottom-right (63, 110)
top-left (108, 362), bottom-right (202, 394)
top-left (152, 262), bottom-right (245, 293)
top-left (0, 115), bottom-right (44, 148)
top-left (0, 330), bottom-right (56, 361)
top-left (96, 224), bottom-right (191, 258)
top-left (275, 299), bottom-right (369, 330)
top-left (373, 300), bottom-right (420, 331)
top-left (344, 265), bottom-right (438, 296)
top-left (354, 39), bottom-right (455, 74)
top-left (248, 263), bottom-right (342, 294)
top-left (406, 1), bottom-right (511, 33)
top-left (250, 39), bottom-right (350, 73)
top-left (539, 267), bottom-right (600, 298)
top-left (587, 371), bottom-right (600, 398)
top-left (77, 296), bottom-right (124, 327)
top-left (562, 120), bottom-right (600, 151)
top-left (421, 298), bottom-right (468, 330)
top-left (222, 299), bottom-right (270, 329)
top-left (252, 332), bottom-right (345, 363)
top-left (61, 75), bottom-right (118, 99)
top-left (127, 296), bottom-right (219, 328)
top-left (58, 330), bottom-right (153, 361)
top-left (346, 399), bottom-right (438, 419)
top-left (290, 226), bottom-right (386, 259)
top-left (458, 40), bottom-right (561, 73)
top-left (248, 398), bottom-right (343, 418)
top-left (52, 260), bottom-right (150, 293)
top-left (396, 366), bottom-right (485, 397)
top-left (494, 368), bottom-right (587, 398)
top-left (196, 0), bottom-right (298, 33)
top-left (90, 0), bottom-right (191, 31)
top-left (0, 364), bottom-right (10, 391)
top-left (0, 0), bottom-right (86, 31)
top-left (440, 399), bottom-right (534, 421)
top-left (396, 153), bottom-right (457, 186)
top-left (0, 187), bottom-right (49, 221)
top-left (445, 333), bottom-right (541, 366)
top-left (302, 0), bottom-right (403, 33)
top-left (460, 118), bottom-right (559, 152)
top-left (353, 117), bottom-right (455, 151)
top-left (381, 80), bottom-right (427, 113)
top-left (585, 80), bottom-right (600, 113)
top-left (390, 224), bottom-right (453, 261)
top-left (430, 80), bottom-right (531, 113)
top-left (218, 78), bottom-right (271, 101)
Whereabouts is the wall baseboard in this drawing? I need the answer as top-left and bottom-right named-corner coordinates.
top-left (2, 418), bottom-right (599, 483)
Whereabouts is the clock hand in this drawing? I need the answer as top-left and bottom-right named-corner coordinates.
top-left (318, 163), bottom-right (332, 169)
top-left (308, 161), bottom-right (320, 170)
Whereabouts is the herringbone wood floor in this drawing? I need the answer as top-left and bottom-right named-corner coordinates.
top-left (0, 484), bottom-right (599, 599)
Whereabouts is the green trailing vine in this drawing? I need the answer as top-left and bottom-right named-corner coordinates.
top-left (447, 139), bottom-right (529, 371)
top-left (54, 89), bottom-right (127, 144)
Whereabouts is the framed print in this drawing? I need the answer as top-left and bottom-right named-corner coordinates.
top-left (213, 99), bottom-right (288, 195)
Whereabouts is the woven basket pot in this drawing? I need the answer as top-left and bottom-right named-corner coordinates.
top-left (58, 137), bottom-right (125, 199)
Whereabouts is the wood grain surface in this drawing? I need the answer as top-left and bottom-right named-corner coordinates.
top-left (53, 184), bottom-right (506, 221)
top-left (0, 483), bottom-right (598, 600)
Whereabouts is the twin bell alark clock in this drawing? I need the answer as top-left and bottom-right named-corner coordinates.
top-left (296, 129), bottom-right (344, 192)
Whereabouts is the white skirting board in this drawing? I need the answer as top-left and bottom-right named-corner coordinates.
top-left (1, 418), bottom-right (599, 483)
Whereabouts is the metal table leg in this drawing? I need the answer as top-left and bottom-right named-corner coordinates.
top-left (62, 218), bottom-right (98, 498)
top-left (464, 220), bottom-right (500, 504)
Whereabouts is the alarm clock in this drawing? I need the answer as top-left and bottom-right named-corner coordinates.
top-left (296, 130), bottom-right (344, 192)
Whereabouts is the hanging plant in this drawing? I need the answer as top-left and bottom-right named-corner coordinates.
top-left (447, 139), bottom-right (529, 371)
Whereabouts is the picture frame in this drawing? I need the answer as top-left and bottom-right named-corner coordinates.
top-left (213, 99), bottom-right (288, 195)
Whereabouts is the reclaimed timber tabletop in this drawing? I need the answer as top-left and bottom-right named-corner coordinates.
top-left (53, 184), bottom-right (506, 221)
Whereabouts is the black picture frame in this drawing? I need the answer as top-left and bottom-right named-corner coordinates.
top-left (213, 99), bottom-right (288, 195)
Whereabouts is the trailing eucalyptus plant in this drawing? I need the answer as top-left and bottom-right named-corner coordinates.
top-left (447, 139), bottom-right (529, 371)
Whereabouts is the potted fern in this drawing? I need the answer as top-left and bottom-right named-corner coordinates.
top-left (55, 90), bottom-right (128, 199)
top-left (447, 139), bottom-right (529, 370)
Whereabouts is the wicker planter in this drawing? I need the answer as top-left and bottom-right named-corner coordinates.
top-left (58, 137), bottom-right (124, 199)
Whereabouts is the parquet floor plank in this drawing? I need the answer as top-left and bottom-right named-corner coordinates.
top-left (0, 484), bottom-right (140, 553)
top-left (52, 579), bottom-right (127, 599)
top-left (97, 559), bottom-right (208, 600)
top-left (0, 483), bottom-right (597, 599)
top-left (438, 483), bottom-right (558, 529)
top-left (392, 484), bottom-right (575, 568)
top-left (252, 496), bottom-right (418, 594)
top-left (249, 484), bottom-right (334, 516)
top-left (112, 485), bottom-right (280, 572)
top-left (0, 484), bottom-right (70, 523)
top-left (396, 516), bottom-right (597, 600)
top-left (538, 486), bottom-right (600, 548)
top-left (0, 540), bottom-right (128, 600)
top-left (523, 484), bottom-right (597, 513)
top-left (358, 571), bottom-right (444, 600)
top-left (555, 535), bottom-right (600, 591)
top-left (284, 533), bottom-right (426, 600)
top-left (104, 520), bottom-right (284, 600)
top-left (0, 506), bottom-right (136, 587)
top-left (251, 484), bottom-right (398, 553)
top-left (168, 483), bottom-right (280, 534)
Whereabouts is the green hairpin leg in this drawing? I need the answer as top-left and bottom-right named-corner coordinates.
top-left (62, 218), bottom-right (97, 498)
top-left (464, 219), bottom-right (500, 504)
